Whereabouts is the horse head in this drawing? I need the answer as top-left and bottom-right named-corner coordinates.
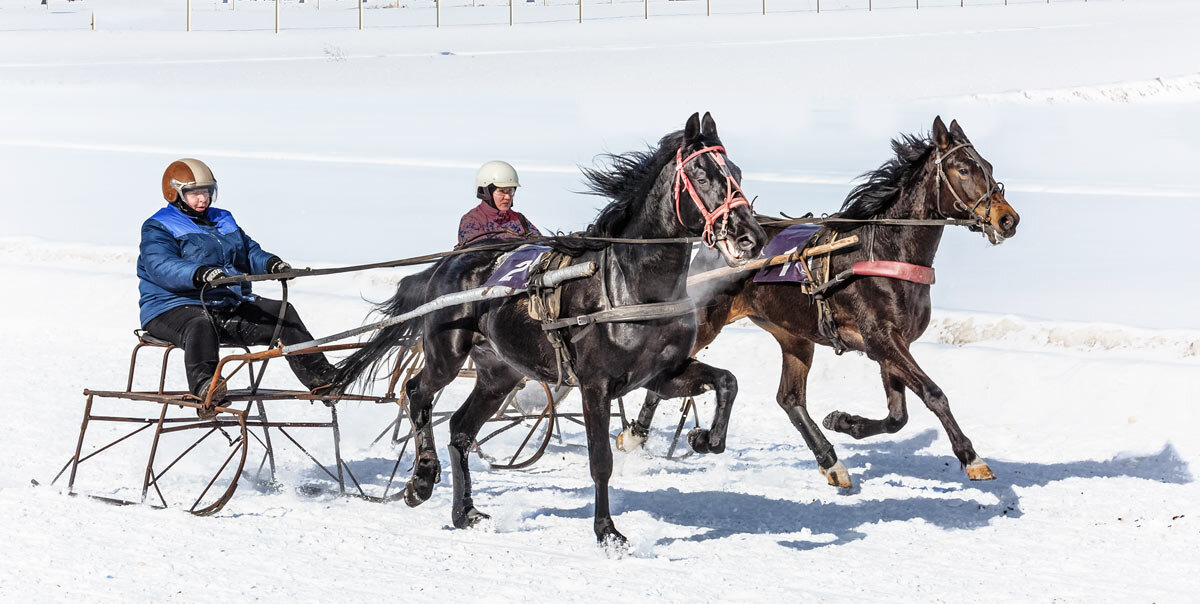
top-left (931, 116), bottom-right (1020, 244)
top-left (673, 112), bottom-right (766, 265)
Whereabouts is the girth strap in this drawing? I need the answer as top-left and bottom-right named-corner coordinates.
top-left (540, 299), bottom-right (696, 331)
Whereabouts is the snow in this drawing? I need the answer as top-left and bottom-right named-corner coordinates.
top-left (1, 0), bottom-right (1199, 601)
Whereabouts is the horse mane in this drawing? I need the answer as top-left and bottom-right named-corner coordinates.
top-left (831, 132), bottom-right (934, 231)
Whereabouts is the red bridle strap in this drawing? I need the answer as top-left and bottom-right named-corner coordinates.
top-left (673, 145), bottom-right (751, 248)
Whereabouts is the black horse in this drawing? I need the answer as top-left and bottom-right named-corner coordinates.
top-left (335, 113), bottom-right (766, 545)
top-left (619, 117), bottom-right (1020, 488)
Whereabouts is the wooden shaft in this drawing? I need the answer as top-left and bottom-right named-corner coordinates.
top-left (687, 235), bottom-right (859, 287)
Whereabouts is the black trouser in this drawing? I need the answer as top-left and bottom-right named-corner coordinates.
top-left (145, 298), bottom-right (335, 396)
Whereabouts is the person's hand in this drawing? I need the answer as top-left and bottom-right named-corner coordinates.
top-left (268, 258), bottom-right (292, 274)
top-left (195, 267), bottom-right (228, 287)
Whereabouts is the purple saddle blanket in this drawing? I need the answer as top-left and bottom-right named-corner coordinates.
top-left (753, 225), bottom-right (821, 284)
top-left (482, 244), bottom-right (553, 288)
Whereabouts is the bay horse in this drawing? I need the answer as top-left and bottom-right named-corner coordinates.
top-left (334, 113), bottom-right (766, 545)
top-left (619, 116), bottom-right (1020, 488)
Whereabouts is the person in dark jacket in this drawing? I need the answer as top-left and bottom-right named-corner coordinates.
top-left (138, 158), bottom-right (335, 406)
top-left (457, 160), bottom-right (541, 246)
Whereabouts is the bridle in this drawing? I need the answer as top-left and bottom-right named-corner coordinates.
top-left (933, 142), bottom-right (1004, 234)
top-left (674, 145), bottom-right (751, 248)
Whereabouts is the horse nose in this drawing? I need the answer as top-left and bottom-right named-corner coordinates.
top-left (998, 212), bottom-right (1019, 237)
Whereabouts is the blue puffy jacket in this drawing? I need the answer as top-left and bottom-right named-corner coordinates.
top-left (137, 204), bottom-right (276, 326)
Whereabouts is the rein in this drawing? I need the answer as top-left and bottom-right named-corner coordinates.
top-left (673, 145), bottom-right (751, 248)
top-left (933, 142), bottom-right (1004, 230)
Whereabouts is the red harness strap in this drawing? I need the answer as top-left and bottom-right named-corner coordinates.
top-left (673, 145), bottom-right (751, 248)
top-left (850, 261), bottom-right (936, 285)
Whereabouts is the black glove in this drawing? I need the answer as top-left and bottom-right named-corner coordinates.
top-left (194, 266), bottom-right (228, 288)
top-left (267, 257), bottom-right (292, 274)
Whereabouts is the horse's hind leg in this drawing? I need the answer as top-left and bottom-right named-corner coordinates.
top-left (446, 349), bottom-right (524, 529)
top-left (402, 327), bottom-right (474, 507)
top-left (648, 358), bottom-right (738, 454)
top-left (825, 333), bottom-right (995, 480)
top-left (615, 391), bottom-right (661, 452)
top-left (774, 338), bottom-right (851, 489)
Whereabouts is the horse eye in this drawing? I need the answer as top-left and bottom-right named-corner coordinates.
top-left (957, 167), bottom-right (969, 176)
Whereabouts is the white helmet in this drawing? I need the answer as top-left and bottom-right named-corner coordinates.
top-left (475, 160), bottom-right (520, 198)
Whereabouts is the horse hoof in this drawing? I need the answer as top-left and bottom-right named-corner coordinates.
top-left (822, 411), bottom-right (844, 431)
top-left (453, 506), bottom-right (491, 529)
top-left (966, 459), bottom-right (996, 481)
top-left (820, 460), bottom-right (853, 489)
top-left (598, 530), bottom-right (629, 555)
top-left (616, 429), bottom-right (646, 452)
top-left (687, 428), bottom-right (724, 454)
top-left (402, 478), bottom-right (434, 507)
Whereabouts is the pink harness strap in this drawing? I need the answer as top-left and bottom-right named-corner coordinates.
top-left (850, 261), bottom-right (936, 285)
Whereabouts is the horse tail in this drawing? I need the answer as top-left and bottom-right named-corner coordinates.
top-left (333, 266), bottom-right (436, 390)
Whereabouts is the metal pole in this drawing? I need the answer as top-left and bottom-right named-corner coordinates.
top-left (578, 0), bottom-right (582, 24)
top-left (762, 0), bottom-right (765, 15)
top-left (91, 11), bottom-right (95, 30)
top-left (513, 0), bottom-right (516, 26)
top-left (707, 0), bottom-right (710, 16)
top-left (644, 0), bottom-right (648, 19)
top-left (437, 0), bottom-right (441, 28)
top-left (233, 0), bottom-right (236, 10)
top-left (816, 0), bottom-right (819, 14)
top-left (869, 0), bottom-right (871, 11)
top-left (360, 0), bottom-right (364, 29)
top-left (187, 0), bottom-right (191, 32)
top-left (275, 0), bottom-right (280, 33)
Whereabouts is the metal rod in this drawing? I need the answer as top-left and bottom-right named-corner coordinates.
top-left (67, 395), bottom-right (95, 490)
top-left (187, 0), bottom-right (191, 32)
top-left (360, 0), bottom-right (364, 29)
top-left (331, 406), bottom-right (346, 495)
top-left (276, 0), bottom-right (280, 33)
top-left (141, 404), bottom-right (171, 502)
top-left (283, 262), bottom-right (597, 353)
top-left (191, 440), bottom-right (243, 512)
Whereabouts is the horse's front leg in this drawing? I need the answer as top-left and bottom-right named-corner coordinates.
top-left (648, 358), bottom-right (738, 454)
top-left (580, 384), bottom-right (626, 547)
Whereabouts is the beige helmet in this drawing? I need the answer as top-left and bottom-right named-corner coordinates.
top-left (475, 160), bottom-right (520, 198)
top-left (162, 158), bottom-right (218, 202)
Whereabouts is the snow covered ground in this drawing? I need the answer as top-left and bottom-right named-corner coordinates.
top-left (1, 0), bottom-right (1198, 601)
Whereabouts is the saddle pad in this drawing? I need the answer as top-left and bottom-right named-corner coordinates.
top-left (754, 224), bottom-right (821, 284)
top-left (483, 244), bottom-right (553, 288)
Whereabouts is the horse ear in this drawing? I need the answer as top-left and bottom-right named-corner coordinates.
top-left (949, 119), bottom-right (969, 143)
top-left (700, 112), bottom-right (719, 141)
top-left (683, 112), bottom-right (701, 147)
top-left (932, 116), bottom-right (950, 150)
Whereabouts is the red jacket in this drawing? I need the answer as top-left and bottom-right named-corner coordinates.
top-left (457, 201), bottom-right (541, 245)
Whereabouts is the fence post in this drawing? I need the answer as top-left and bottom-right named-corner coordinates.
top-left (437, 0), bottom-right (441, 28)
top-left (707, 0), bottom-right (710, 16)
top-left (359, 0), bottom-right (364, 29)
top-left (578, 0), bottom-right (582, 24)
top-left (91, 11), bottom-right (95, 30)
top-left (186, 0), bottom-right (191, 31)
top-left (275, 0), bottom-right (280, 33)
top-left (232, 0), bottom-right (236, 11)
top-left (644, 0), bottom-right (648, 19)
top-left (869, 0), bottom-right (871, 11)
top-left (513, 0), bottom-right (516, 26)
top-left (762, 0), bottom-right (765, 15)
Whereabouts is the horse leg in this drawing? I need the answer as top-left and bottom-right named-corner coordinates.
top-left (825, 333), bottom-right (995, 480)
top-left (823, 364), bottom-right (910, 439)
top-left (447, 351), bottom-right (524, 529)
top-left (402, 331), bottom-right (473, 507)
top-left (647, 358), bottom-right (737, 454)
top-left (617, 318), bottom-right (721, 452)
top-left (774, 338), bottom-right (851, 488)
top-left (579, 384), bottom-right (626, 546)
top-left (615, 390), bottom-right (661, 452)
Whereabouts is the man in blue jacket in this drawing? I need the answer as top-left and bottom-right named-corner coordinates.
top-left (138, 158), bottom-right (335, 406)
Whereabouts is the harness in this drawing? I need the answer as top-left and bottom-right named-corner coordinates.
top-left (528, 247), bottom-right (695, 388)
top-left (674, 145), bottom-right (751, 248)
top-left (933, 142), bottom-right (1005, 234)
